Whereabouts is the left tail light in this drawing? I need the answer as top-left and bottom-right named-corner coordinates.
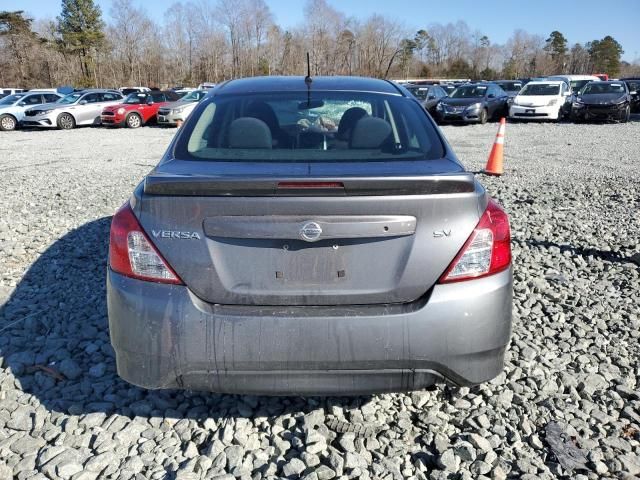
top-left (109, 203), bottom-right (183, 284)
top-left (438, 198), bottom-right (511, 283)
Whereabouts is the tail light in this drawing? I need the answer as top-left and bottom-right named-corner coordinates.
top-left (109, 203), bottom-right (183, 284)
top-left (439, 199), bottom-right (511, 283)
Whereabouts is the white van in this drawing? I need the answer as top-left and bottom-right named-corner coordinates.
top-left (547, 75), bottom-right (601, 95)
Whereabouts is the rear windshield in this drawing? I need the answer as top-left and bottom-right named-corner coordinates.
top-left (582, 83), bottom-right (625, 95)
top-left (570, 80), bottom-right (592, 92)
top-left (450, 85), bottom-right (487, 98)
top-left (406, 86), bottom-right (429, 100)
top-left (520, 84), bottom-right (560, 96)
top-left (497, 82), bottom-right (522, 92)
top-left (175, 91), bottom-right (444, 162)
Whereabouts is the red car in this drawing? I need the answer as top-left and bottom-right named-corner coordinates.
top-left (101, 90), bottom-right (180, 128)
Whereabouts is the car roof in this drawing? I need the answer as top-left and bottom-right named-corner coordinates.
top-left (525, 80), bottom-right (565, 85)
top-left (548, 75), bottom-right (600, 81)
top-left (216, 76), bottom-right (403, 96)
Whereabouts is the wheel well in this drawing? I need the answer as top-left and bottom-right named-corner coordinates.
top-left (57, 112), bottom-right (75, 121)
top-left (0, 113), bottom-right (17, 121)
top-left (126, 112), bottom-right (143, 123)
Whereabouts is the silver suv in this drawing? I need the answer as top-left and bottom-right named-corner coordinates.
top-left (22, 89), bottom-right (124, 129)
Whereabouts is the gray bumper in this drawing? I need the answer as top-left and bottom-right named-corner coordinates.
top-left (107, 268), bottom-right (512, 395)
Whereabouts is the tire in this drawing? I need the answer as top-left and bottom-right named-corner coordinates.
top-left (479, 108), bottom-right (488, 124)
top-left (556, 108), bottom-right (563, 123)
top-left (0, 114), bottom-right (17, 131)
top-left (57, 113), bottom-right (75, 130)
top-left (126, 113), bottom-right (142, 129)
top-left (621, 106), bottom-right (630, 123)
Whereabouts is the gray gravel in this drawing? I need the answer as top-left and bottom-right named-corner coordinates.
top-left (1, 118), bottom-right (639, 479)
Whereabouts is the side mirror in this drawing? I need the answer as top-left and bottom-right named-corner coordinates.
top-left (79, 100), bottom-right (87, 105)
top-left (428, 95), bottom-right (436, 100)
top-left (18, 102), bottom-right (27, 106)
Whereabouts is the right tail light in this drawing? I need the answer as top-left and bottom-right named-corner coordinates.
top-left (438, 199), bottom-right (511, 283)
top-left (109, 203), bottom-right (183, 285)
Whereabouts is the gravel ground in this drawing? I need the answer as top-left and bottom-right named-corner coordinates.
top-left (1, 118), bottom-right (639, 480)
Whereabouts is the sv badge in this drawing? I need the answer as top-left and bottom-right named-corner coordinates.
top-left (433, 229), bottom-right (452, 238)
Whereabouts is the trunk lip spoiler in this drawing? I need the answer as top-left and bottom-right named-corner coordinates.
top-left (143, 173), bottom-right (477, 196)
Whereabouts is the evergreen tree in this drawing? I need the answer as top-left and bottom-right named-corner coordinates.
top-left (544, 31), bottom-right (568, 71)
top-left (57, 0), bottom-right (105, 85)
top-left (589, 36), bottom-right (624, 76)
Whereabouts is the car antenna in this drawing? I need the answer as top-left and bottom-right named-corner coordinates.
top-left (305, 52), bottom-right (312, 108)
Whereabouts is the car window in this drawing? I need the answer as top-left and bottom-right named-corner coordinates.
top-left (44, 94), bottom-right (60, 102)
top-left (83, 93), bottom-right (101, 103)
top-left (582, 83), bottom-right (626, 95)
top-left (151, 93), bottom-right (165, 102)
top-left (450, 85), bottom-right (487, 98)
top-left (520, 84), bottom-right (561, 96)
top-left (176, 91), bottom-right (445, 163)
top-left (102, 92), bottom-right (121, 102)
top-left (20, 94), bottom-right (42, 105)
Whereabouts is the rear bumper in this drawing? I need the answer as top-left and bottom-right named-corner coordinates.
top-left (100, 114), bottom-right (125, 126)
top-left (107, 267), bottom-right (513, 395)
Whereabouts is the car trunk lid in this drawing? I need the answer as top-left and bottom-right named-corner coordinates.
top-left (133, 160), bottom-right (485, 306)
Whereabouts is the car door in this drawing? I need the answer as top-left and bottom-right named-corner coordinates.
top-left (72, 93), bottom-right (100, 124)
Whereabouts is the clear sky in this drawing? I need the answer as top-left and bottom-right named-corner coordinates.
top-left (7, 0), bottom-right (640, 61)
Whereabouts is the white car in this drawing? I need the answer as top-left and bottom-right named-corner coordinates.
top-left (0, 90), bottom-right (63, 131)
top-left (547, 75), bottom-right (601, 95)
top-left (509, 81), bottom-right (572, 121)
top-left (22, 89), bottom-right (124, 129)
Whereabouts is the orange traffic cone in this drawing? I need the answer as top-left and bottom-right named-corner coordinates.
top-left (484, 118), bottom-right (505, 176)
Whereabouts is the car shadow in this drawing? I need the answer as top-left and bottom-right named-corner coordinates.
top-left (523, 238), bottom-right (636, 265)
top-left (0, 217), bottom-right (375, 420)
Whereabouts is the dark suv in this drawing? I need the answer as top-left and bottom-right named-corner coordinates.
top-left (107, 76), bottom-right (513, 395)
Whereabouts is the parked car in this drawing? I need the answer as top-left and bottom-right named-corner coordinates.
top-left (494, 80), bottom-right (523, 100)
top-left (101, 90), bottom-right (180, 128)
top-left (0, 90), bottom-right (63, 131)
top-left (403, 84), bottom-right (448, 115)
top-left (174, 88), bottom-right (195, 98)
top-left (547, 75), bottom-right (600, 95)
top-left (621, 78), bottom-right (640, 112)
top-left (107, 75), bottom-right (513, 395)
top-left (509, 80), bottom-right (571, 121)
top-left (435, 83), bottom-right (509, 124)
top-left (593, 73), bottom-right (609, 81)
top-left (439, 83), bottom-right (457, 95)
top-left (22, 89), bottom-right (124, 129)
top-left (157, 89), bottom-right (208, 127)
top-left (119, 86), bottom-right (150, 96)
top-left (571, 81), bottom-right (631, 122)
top-left (0, 88), bottom-right (27, 99)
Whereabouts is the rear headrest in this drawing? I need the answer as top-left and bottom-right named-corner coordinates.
top-left (349, 117), bottom-right (392, 149)
top-left (337, 107), bottom-right (368, 140)
top-left (228, 117), bottom-right (272, 149)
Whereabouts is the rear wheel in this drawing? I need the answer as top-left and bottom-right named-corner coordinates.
top-left (126, 113), bottom-right (142, 129)
top-left (57, 113), bottom-right (75, 130)
top-left (479, 108), bottom-right (488, 124)
top-left (0, 114), bottom-right (17, 131)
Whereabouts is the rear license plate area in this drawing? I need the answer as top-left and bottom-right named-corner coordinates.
top-left (274, 241), bottom-right (346, 284)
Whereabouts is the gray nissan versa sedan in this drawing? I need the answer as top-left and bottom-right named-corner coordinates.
top-left (107, 76), bottom-right (513, 395)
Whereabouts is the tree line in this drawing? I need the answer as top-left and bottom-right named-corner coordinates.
top-left (1, 0), bottom-right (638, 89)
